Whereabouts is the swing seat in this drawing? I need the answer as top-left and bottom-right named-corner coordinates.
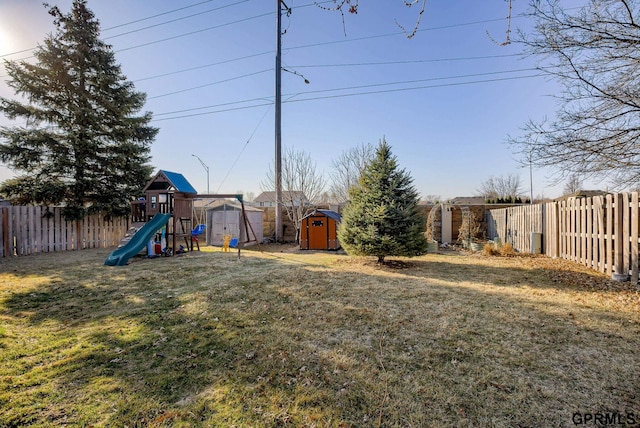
top-left (191, 224), bottom-right (206, 251)
top-left (192, 224), bottom-right (206, 236)
top-left (229, 237), bottom-right (239, 248)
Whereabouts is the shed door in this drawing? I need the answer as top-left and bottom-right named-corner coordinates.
top-left (211, 210), bottom-right (240, 245)
top-left (308, 217), bottom-right (328, 250)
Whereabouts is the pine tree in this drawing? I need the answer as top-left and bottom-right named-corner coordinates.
top-left (338, 139), bottom-right (427, 263)
top-left (0, 0), bottom-right (157, 220)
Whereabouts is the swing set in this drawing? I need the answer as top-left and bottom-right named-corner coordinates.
top-left (131, 170), bottom-right (259, 257)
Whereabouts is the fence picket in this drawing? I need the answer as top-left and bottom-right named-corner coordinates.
top-left (632, 192), bottom-right (639, 283)
top-left (487, 192), bottom-right (640, 283)
top-left (0, 206), bottom-right (128, 258)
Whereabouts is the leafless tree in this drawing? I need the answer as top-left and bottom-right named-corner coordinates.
top-left (562, 174), bottom-right (583, 196)
top-left (262, 146), bottom-right (326, 242)
top-left (477, 174), bottom-right (524, 201)
top-left (328, 142), bottom-right (375, 204)
top-left (421, 194), bottom-right (442, 204)
top-left (509, 0), bottom-right (640, 190)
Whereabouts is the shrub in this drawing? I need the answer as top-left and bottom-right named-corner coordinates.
top-left (499, 242), bottom-right (515, 256)
top-left (483, 242), bottom-right (500, 256)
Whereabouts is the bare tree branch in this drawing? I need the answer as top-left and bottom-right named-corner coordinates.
top-left (509, 0), bottom-right (640, 190)
top-left (328, 142), bottom-right (374, 204)
top-left (261, 146), bottom-right (326, 242)
top-left (487, 0), bottom-right (512, 45)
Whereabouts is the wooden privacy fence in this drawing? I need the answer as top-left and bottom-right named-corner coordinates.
top-left (1, 206), bottom-right (129, 258)
top-left (487, 192), bottom-right (640, 282)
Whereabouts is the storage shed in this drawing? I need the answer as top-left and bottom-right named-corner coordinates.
top-left (206, 202), bottom-right (263, 246)
top-left (300, 209), bottom-right (341, 250)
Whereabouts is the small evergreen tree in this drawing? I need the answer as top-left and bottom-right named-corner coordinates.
top-left (338, 139), bottom-right (427, 263)
top-left (0, 0), bottom-right (157, 220)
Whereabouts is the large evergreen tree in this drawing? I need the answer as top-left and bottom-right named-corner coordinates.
top-left (0, 0), bottom-right (157, 220)
top-left (338, 139), bottom-right (427, 263)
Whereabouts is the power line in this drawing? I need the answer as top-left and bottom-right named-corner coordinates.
top-left (147, 68), bottom-right (272, 99)
top-left (152, 73), bottom-right (543, 121)
top-left (133, 51), bottom-right (272, 82)
top-left (0, 0), bottom-right (222, 58)
top-left (117, 11), bottom-right (273, 52)
top-left (288, 53), bottom-right (522, 68)
top-left (216, 105), bottom-right (273, 192)
top-left (282, 16), bottom-right (516, 52)
top-left (153, 96), bottom-right (273, 117)
top-left (1, 6), bottom-right (521, 59)
top-left (283, 74), bottom-right (544, 104)
top-left (289, 67), bottom-right (543, 97)
top-left (104, 1), bottom-right (249, 40)
top-left (152, 102), bottom-right (273, 122)
top-left (103, 0), bottom-right (217, 31)
top-left (152, 67), bottom-right (540, 108)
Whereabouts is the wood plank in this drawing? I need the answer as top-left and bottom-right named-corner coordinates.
top-left (631, 192), bottom-right (639, 284)
top-left (623, 193), bottom-right (630, 277)
top-left (614, 193), bottom-right (625, 278)
top-left (595, 196), bottom-right (606, 273)
top-left (586, 197), bottom-right (593, 269)
top-left (606, 194), bottom-right (613, 276)
top-left (54, 208), bottom-right (62, 251)
top-left (1, 207), bottom-right (7, 257)
top-left (46, 208), bottom-right (53, 252)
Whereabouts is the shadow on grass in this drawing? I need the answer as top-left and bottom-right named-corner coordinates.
top-left (1, 249), bottom-right (639, 426)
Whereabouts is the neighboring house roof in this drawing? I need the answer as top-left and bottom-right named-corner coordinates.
top-left (253, 191), bottom-right (276, 203)
top-left (302, 209), bottom-right (342, 222)
top-left (0, 196), bottom-right (10, 207)
top-left (254, 190), bottom-right (308, 203)
top-left (144, 170), bottom-right (197, 194)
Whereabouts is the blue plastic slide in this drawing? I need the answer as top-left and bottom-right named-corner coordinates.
top-left (104, 213), bottom-right (172, 266)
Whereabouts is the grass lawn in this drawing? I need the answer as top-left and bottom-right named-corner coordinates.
top-left (0, 245), bottom-right (639, 427)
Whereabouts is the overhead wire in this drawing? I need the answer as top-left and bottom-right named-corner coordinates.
top-left (154, 67), bottom-right (542, 113)
top-left (151, 72), bottom-right (544, 121)
top-left (102, 0), bottom-right (217, 31)
top-left (287, 53), bottom-right (522, 68)
top-left (117, 11), bottom-right (273, 52)
top-left (147, 68), bottom-right (273, 99)
top-left (215, 105), bottom-right (273, 192)
top-left (133, 51), bottom-right (272, 82)
top-left (104, 0), bottom-right (250, 40)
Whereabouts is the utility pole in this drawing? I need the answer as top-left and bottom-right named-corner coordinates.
top-left (275, 0), bottom-right (285, 242)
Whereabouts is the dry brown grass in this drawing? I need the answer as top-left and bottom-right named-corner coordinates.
top-left (1, 245), bottom-right (639, 427)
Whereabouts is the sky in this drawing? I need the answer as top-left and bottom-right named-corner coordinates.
top-left (0, 0), bottom-right (591, 201)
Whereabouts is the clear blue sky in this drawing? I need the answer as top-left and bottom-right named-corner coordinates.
top-left (0, 0), bottom-right (589, 200)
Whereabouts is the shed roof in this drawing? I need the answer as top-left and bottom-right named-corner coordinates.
top-left (206, 201), bottom-right (263, 212)
top-left (303, 209), bottom-right (342, 222)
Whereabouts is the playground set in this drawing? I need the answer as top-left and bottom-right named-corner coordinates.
top-left (104, 170), bottom-right (258, 266)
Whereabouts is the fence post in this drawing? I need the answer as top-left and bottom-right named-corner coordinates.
top-left (631, 192), bottom-right (639, 285)
top-left (1, 207), bottom-right (8, 257)
top-left (613, 193), bottom-right (627, 281)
